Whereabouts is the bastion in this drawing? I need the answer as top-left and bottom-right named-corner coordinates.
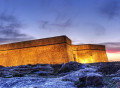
top-left (0, 35), bottom-right (108, 66)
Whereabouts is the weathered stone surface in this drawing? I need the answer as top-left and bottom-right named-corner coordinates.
top-left (58, 61), bottom-right (86, 73)
top-left (62, 67), bottom-right (98, 82)
top-left (98, 63), bottom-right (120, 74)
top-left (0, 36), bottom-right (73, 66)
top-left (0, 62), bottom-right (119, 88)
top-left (77, 73), bottom-right (103, 87)
top-left (72, 44), bottom-right (108, 63)
top-left (0, 64), bottom-right (54, 78)
top-left (51, 64), bottom-right (63, 73)
top-left (0, 77), bottom-right (76, 88)
top-left (86, 73), bottom-right (103, 86)
top-left (0, 35), bottom-right (108, 67)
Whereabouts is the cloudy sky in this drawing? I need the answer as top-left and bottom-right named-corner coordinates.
top-left (0, 0), bottom-right (120, 61)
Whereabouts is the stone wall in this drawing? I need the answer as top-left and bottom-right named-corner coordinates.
top-left (0, 36), bottom-right (108, 66)
top-left (0, 36), bottom-right (72, 66)
top-left (72, 44), bottom-right (108, 63)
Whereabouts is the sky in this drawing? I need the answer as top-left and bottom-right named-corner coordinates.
top-left (0, 0), bottom-right (120, 61)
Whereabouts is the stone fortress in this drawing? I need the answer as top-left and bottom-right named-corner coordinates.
top-left (0, 35), bottom-right (108, 67)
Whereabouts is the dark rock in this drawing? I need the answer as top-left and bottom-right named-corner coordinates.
top-left (0, 64), bottom-right (54, 78)
top-left (34, 71), bottom-right (52, 76)
top-left (112, 77), bottom-right (120, 82)
top-left (0, 71), bottom-right (25, 78)
top-left (78, 73), bottom-right (103, 87)
top-left (97, 63), bottom-right (120, 75)
top-left (79, 76), bottom-right (86, 83)
top-left (15, 65), bottom-right (33, 68)
top-left (113, 69), bottom-right (120, 76)
top-left (51, 64), bottom-right (62, 73)
top-left (86, 73), bottom-right (103, 86)
top-left (0, 65), bottom-right (4, 68)
top-left (116, 69), bottom-right (120, 74)
top-left (58, 61), bottom-right (86, 73)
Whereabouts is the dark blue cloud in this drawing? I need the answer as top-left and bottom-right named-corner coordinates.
top-left (100, 0), bottom-right (120, 19)
top-left (39, 18), bottom-right (73, 30)
top-left (0, 13), bottom-right (33, 44)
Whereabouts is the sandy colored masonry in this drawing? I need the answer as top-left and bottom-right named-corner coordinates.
top-left (0, 35), bottom-right (108, 66)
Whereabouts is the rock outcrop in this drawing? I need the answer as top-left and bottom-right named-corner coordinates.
top-left (0, 62), bottom-right (119, 88)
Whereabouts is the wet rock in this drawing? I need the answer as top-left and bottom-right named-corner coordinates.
top-left (97, 63), bottom-right (120, 75)
top-left (33, 71), bottom-right (52, 76)
top-left (116, 69), bottom-right (120, 76)
top-left (78, 73), bottom-right (103, 87)
top-left (58, 61), bottom-right (86, 73)
top-left (51, 64), bottom-right (62, 73)
top-left (108, 69), bottom-right (120, 77)
top-left (0, 77), bottom-right (76, 88)
top-left (112, 77), bottom-right (120, 82)
top-left (0, 65), bottom-right (4, 69)
top-left (86, 73), bottom-right (103, 86)
top-left (62, 67), bottom-right (97, 82)
top-left (0, 62), bottom-right (119, 87)
top-left (112, 77), bottom-right (120, 87)
top-left (0, 64), bottom-right (54, 78)
top-left (0, 71), bottom-right (25, 78)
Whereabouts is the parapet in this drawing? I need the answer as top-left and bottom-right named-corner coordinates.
top-left (72, 44), bottom-right (106, 51)
top-left (0, 35), bottom-right (71, 51)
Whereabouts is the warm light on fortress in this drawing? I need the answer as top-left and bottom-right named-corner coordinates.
top-left (0, 35), bottom-right (108, 66)
top-left (81, 60), bottom-right (89, 64)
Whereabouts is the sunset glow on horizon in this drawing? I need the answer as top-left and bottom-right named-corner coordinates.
top-left (107, 52), bottom-right (120, 62)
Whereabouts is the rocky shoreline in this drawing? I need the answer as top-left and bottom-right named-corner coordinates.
top-left (0, 62), bottom-right (120, 88)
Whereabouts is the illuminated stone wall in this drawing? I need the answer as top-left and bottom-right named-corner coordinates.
top-left (0, 36), bottom-right (108, 66)
top-left (0, 36), bottom-right (72, 66)
top-left (72, 44), bottom-right (108, 63)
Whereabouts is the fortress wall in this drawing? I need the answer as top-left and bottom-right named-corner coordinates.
top-left (72, 44), bottom-right (105, 50)
top-left (0, 51), bottom-right (8, 66)
top-left (0, 35), bottom-right (108, 66)
top-left (66, 44), bottom-right (74, 62)
top-left (91, 50), bottom-right (108, 62)
top-left (72, 45), bottom-right (90, 50)
top-left (0, 36), bottom-right (71, 67)
top-left (72, 44), bottom-right (108, 63)
top-left (0, 36), bottom-right (71, 51)
top-left (89, 44), bottom-right (105, 50)
top-left (63, 36), bottom-right (74, 62)
top-left (73, 50), bottom-right (93, 63)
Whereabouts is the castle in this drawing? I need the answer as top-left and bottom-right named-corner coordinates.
top-left (0, 35), bottom-right (108, 67)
